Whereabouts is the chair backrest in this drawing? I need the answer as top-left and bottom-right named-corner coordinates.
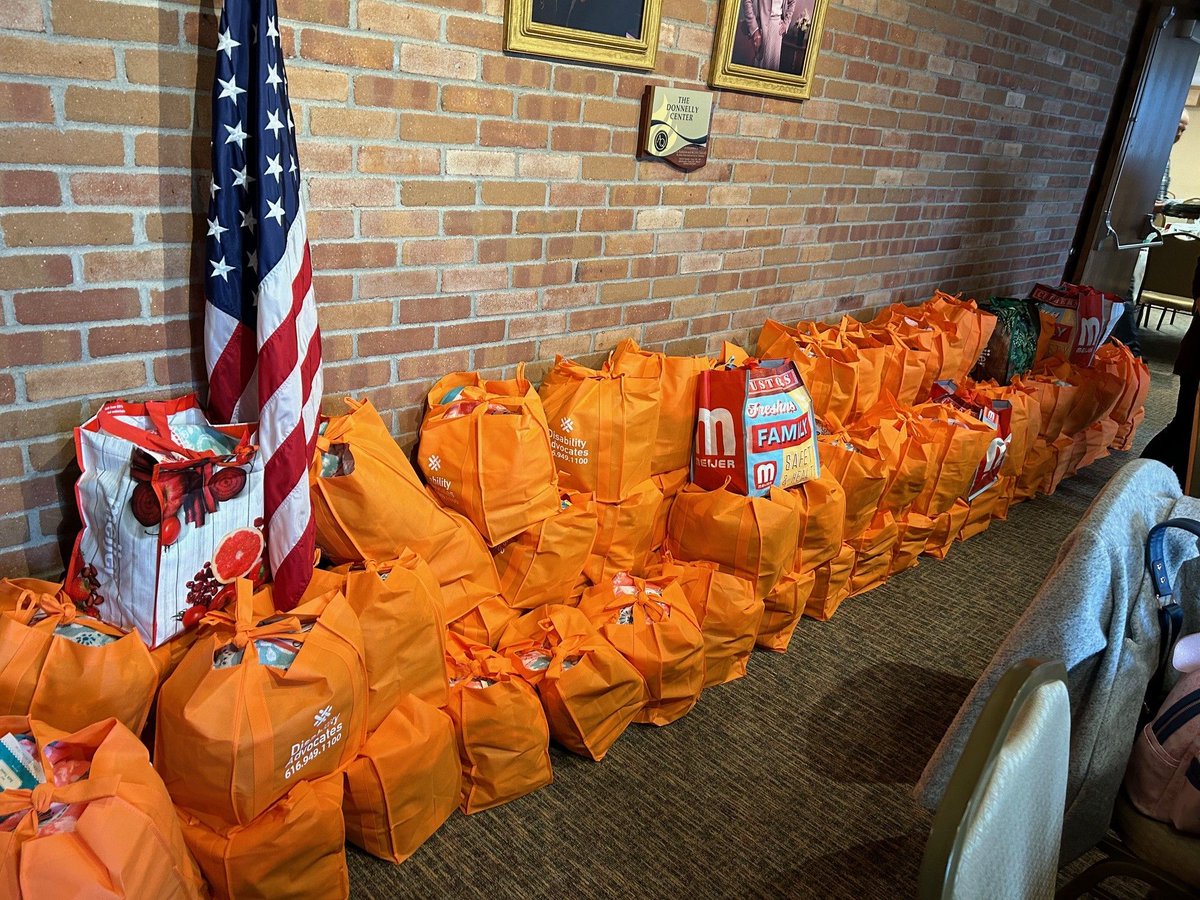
top-left (919, 660), bottom-right (1071, 900)
top-left (1140, 232), bottom-right (1200, 300)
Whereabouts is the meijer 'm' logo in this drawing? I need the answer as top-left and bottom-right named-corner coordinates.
top-left (1077, 316), bottom-right (1101, 353)
top-left (753, 460), bottom-right (777, 490)
top-left (696, 408), bottom-right (735, 456)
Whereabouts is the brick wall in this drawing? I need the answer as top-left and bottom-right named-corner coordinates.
top-left (0, 0), bottom-right (1134, 576)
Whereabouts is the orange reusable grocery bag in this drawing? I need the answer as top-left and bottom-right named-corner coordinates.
top-left (802, 544), bottom-right (857, 622)
top-left (909, 403), bottom-right (996, 518)
top-left (790, 470), bottom-right (847, 572)
top-left (1081, 418), bottom-right (1120, 469)
top-left (758, 567), bottom-right (816, 651)
top-left (923, 499), bottom-right (971, 559)
top-left (418, 366), bottom-right (560, 546)
top-left (650, 468), bottom-right (689, 554)
top-left (891, 511), bottom-right (936, 575)
top-left (178, 772), bottom-right (347, 900)
top-left (666, 483), bottom-right (801, 600)
top-left (756, 320), bottom-right (859, 426)
top-left (342, 694), bottom-right (460, 864)
top-left (155, 581), bottom-right (368, 830)
top-left (492, 492), bottom-right (598, 610)
top-left (957, 476), bottom-right (1013, 543)
top-left (447, 595), bottom-right (519, 649)
top-left (500, 604), bottom-right (647, 760)
top-left (0, 716), bottom-right (204, 900)
top-left (444, 633), bottom-right (553, 813)
top-left (578, 574), bottom-right (706, 726)
top-left (1094, 341), bottom-right (1150, 450)
top-left (851, 400), bottom-right (935, 514)
top-left (926, 292), bottom-right (997, 382)
top-left (583, 479), bottom-right (662, 584)
top-left (1011, 370), bottom-right (1078, 442)
top-left (847, 510), bottom-right (899, 597)
top-left (311, 399), bottom-right (504, 619)
top-left (817, 431), bottom-right (889, 540)
top-left (538, 357), bottom-right (660, 503)
top-left (0, 579), bottom-right (160, 735)
top-left (646, 555), bottom-right (763, 687)
top-left (327, 551), bottom-right (449, 725)
top-left (1014, 437), bottom-right (1056, 502)
top-left (606, 338), bottom-right (713, 474)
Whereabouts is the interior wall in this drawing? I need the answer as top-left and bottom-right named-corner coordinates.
top-left (0, 0), bottom-right (1135, 576)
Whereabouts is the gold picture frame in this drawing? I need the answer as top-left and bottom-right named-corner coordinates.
top-left (708, 0), bottom-right (830, 101)
top-left (504, 0), bottom-right (663, 71)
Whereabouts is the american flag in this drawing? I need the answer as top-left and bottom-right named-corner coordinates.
top-left (203, 0), bottom-right (321, 610)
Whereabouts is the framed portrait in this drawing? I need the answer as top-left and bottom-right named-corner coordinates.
top-left (708, 0), bottom-right (830, 101)
top-left (504, 0), bottom-right (663, 71)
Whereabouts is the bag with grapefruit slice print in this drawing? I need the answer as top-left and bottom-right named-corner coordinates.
top-left (577, 573), bottom-right (705, 726)
top-left (67, 395), bottom-right (265, 646)
top-left (418, 366), bottom-right (560, 546)
top-left (0, 716), bottom-right (205, 900)
top-left (645, 555), bottom-right (763, 687)
top-left (342, 693), bottom-right (460, 864)
top-left (499, 604), bottom-right (647, 760)
top-left (0, 579), bottom-right (159, 735)
top-left (155, 580), bottom-right (368, 830)
top-left (444, 632), bottom-right (552, 813)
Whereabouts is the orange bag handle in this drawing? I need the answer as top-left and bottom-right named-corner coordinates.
top-left (7, 588), bottom-right (79, 628)
top-left (599, 586), bottom-right (671, 623)
top-left (0, 774), bottom-right (123, 819)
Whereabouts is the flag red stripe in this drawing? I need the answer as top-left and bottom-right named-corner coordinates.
top-left (257, 246), bottom-right (312, 405)
top-left (207, 320), bottom-right (256, 423)
top-left (262, 414), bottom-right (307, 520)
top-left (270, 515), bottom-right (315, 611)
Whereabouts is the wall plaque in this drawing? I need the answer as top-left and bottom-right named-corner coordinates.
top-left (638, 85), bottom-right (714, 172)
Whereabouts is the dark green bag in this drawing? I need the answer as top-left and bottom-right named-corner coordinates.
top-left (971, 297), bottom-right (1041, 384)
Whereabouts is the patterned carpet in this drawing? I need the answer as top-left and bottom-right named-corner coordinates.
top-left (347, 319), bottom-right (1187, 900)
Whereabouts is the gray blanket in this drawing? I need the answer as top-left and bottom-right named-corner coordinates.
top-left (914, 459), bottom-right (1200, 862)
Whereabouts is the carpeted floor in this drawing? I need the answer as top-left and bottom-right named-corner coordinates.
top-left (347, 317), bottom-right (1188, 900)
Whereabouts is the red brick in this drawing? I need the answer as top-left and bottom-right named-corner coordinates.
top-left (302, 29), bottom-right (394, 69)
top-left (0, 84), bottom-right (54, 123)
top-left (0, 36), bottom-right (116, 80)
top-left (13, 288), bottom-right (140, 325)
top-left (439, 320), bottom-right (505, 347)
top-left (399, 295), bottom-right (473, 323)
top-left (355, 75), bottom-right (437, 110)
top-left (26, 360), bottom-right (146, 402)
top-left (3, 212), bottom-right (132, 247)
top-left (358, 327), bottom-right (435, 357)
top-left (0, 170), bottom-right (60, 207)
top-left (0, 129), bottom-right (125, 166)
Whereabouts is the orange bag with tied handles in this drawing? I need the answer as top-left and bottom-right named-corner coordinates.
top-left (924, 499), bottom-right (971, 560)
top-left (850, 402), bottom-right (934, 514)
top-left (444, 633), bottom-right (553, 814)
top-left (0, 716), bottom-right (204, 900)
top-left (606, 338), bottom-right (713, 474)
top-left (342, 694), bottom-right (460, 864)
top-left (492, 491), bottom-right (598, 610)
top-left (538, 357), bottom-right (660, 503)
top-left (578, 573), bottom-right (706, 726)
top-left (847, 510), bottom-right (899, 597)
top-left (646, 555), bottom-right (763, 687)
top-left (667, 483), bottom-right (801, 600)
top-left (310, 398), bottom-right (503, 621)
top-left (418, 366), bottom-right (560, 546)
top-left (0, 579), bottom-right (159, 735)
top-left (323, 551), bottom-right (449, 724)
top-left (155, 580), bottom-right (368, 830)
top-left (446, 595), bottom-right (518, 650)
top-left (499, 604), bottom-right (647, 760)
top-left (178, 772), bottom-right (347, 900)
